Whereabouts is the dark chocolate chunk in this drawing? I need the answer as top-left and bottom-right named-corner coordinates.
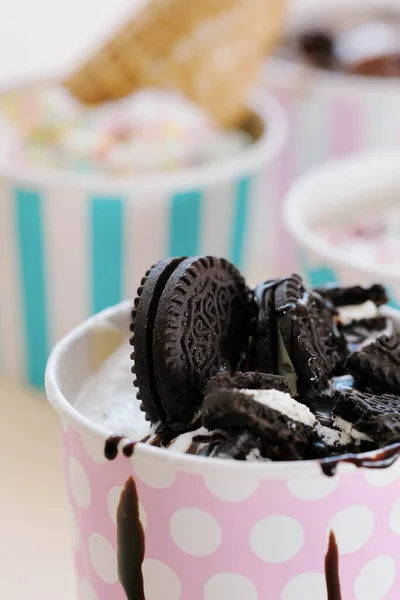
top-left (298, 30), bottom-right (335, 69)
top-left (350, 54), bottom-right (400, 77)
top-left (332, 389), bottom-right (400, 445)
top-left (275, 275), bottom-right (347, 395)
top-left (202, 389), bottom-right (314, 451)
top-left (253, 279), bottom-right (280, 373)
top-left (342, 316), bottom-right (388, 335)
top-left (205, 371), bottom-right (291, 396)
top-left (152, 256), bottom-right (254, 429)
top-left (314, 283), bottom-right (388, 308)
top-left (346, 334), bottom-right (400, 395)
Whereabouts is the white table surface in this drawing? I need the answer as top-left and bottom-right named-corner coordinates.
top-left (0, 378), bottom-right (76, 599)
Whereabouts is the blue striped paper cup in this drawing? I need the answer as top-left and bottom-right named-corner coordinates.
top-left (283, 152), bottom-right (400, 307)
top-left (261, 56), bottom-right (400, 272)
top-left (0, 93), bottom-right (286, 387)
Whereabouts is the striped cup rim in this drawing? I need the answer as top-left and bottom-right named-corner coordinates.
top-left (283, 150), bottom-right (400, 282)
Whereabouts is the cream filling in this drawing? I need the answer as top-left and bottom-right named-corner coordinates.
top-left (333, 416), bottom-right (373, 445)
top-left (241, 388), bottom-right (316, 427)
top-left (316, 423), bottom-right (353, 447)
top-left (167, 427), bottom-right (208, 453)
top-left (338, 301), bottom-right (379, 326)
top-left (75, 342), bottom-right (152, 441)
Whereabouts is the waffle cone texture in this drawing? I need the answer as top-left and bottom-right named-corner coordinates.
top-left (64, 0), bottom-right (286, 126)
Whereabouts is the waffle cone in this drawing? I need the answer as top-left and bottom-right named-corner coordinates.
top-left (64, 0), bottom-right (286, 126)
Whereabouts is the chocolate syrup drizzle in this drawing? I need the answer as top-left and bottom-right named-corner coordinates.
top-left (117, 477), bottom-right (145, 600)
top-left (105, 436), bottom-right (124, 460)
top-left (325, 531), bottom-right (342, 600)
top-left (115, 477), bottom-right (344, 599)
top-left (105, 433), bottom-right (400, 481)
top-left (320, 442), bottom-right (400, 477)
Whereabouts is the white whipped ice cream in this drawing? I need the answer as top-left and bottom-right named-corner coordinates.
top-left (76, 341), bottom-right (151, 441)
top-left (76, 340), bottom-right (211, 453)
top-left (241, 388), bottom-right (316, 427)
top-left (333, 416), bottom-right (374, 444)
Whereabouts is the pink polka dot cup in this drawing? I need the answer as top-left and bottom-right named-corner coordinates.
top-left (45, 300), bottom-right (400, 600)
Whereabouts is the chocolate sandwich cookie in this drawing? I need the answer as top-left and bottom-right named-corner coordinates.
top-left (345, 334), bottom-right (400, 395)
top-left (332, 389), bottom-right (400, 446)
top-left (202, 388), bottom-right (315, 458)
top-left (275, 275), bottom-right (347, 395)
top-left (131, 257), bottom-right (187, 423)
top-left (205, 372), bottom-right (291, 396)
top-left (132, 256), bottom-right (254, 430)
top-left (314, 283), bottom-right (388, 308)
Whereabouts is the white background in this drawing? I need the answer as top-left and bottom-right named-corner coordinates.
top-left (0, 0), bottom-right (142, 88)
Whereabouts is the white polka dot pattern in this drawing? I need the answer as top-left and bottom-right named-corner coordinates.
top-left (287, 476), bottom-right (339, 500)
top-left (204, 573), bottom-right (258, 600)
top-left (142, 559), bottom-right (182, 600)
top-left (204, 473), bottom-right (259, 502)
top-left (132, 459), bottom-right (177, 489)
top-left (390, 497), bottom-right (400, 535)
top-left (81, 434), bottom-right (107, 464)
top-left (250, 516), bottom-right (304, 563)
top-left (327, 506), bottom-right (374, 554)
top-left (281, 573), bottom-right (327, 600)
top-left (364, 465), bottom-right (400, 488)
top-left (107, 486), bottom-right (123, 526)
top-left (354, 557), bottom-right (396, 600)
top-left (138, 501), bottom-right (147, 531)
top-left (89, 533), bottom-right (118, 584)
top-left (170, 508), bottom-right (221, 556)
top-left (68, 457), bottom-right (91, 509)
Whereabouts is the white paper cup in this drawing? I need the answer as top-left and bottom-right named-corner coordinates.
top-left (284, 151), bottom-right (400, 305)
top-left (262, 0), bottom-right (400, 270)
top-left (46, 300), bottom-right (400, 600)
top-left (0, 88), bottom-right (286, 387)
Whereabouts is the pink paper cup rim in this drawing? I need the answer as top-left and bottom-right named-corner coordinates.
top-left (45, 299), bottom-right (400, 481)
